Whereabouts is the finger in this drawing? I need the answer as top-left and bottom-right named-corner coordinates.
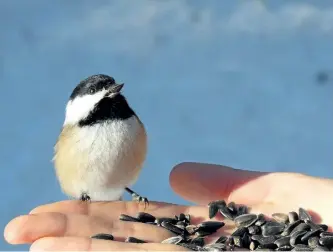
top-left (7, 205), bottom-right (242, 245)
top-left (4, 212), bottom-right (173, 245)
top-left (169, 162), bottom-right (273, 205)
top-left (30, 236), bottom-right (187, 251)
top-left (29, 201), bottom-right (237, 231)
top-left (30, 200), bottom-right (191, 221)
top-left (30, 200), bottom-right (89, 215)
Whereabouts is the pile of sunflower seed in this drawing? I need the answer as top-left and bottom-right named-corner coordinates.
top-left (91, 200), bottom-right (333, 251)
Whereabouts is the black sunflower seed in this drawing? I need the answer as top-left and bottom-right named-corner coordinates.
top-left (161, 235), bottom-right (183, 244)
top-left (235, 214), bottom-right (258, 227)
top-left (262, 221), bottom-right (285, 236)
top-left (215, 235), bottom-right (228, 244)
top-left (242, 233), bottom-right (252, 248)
top-left (300, 229), bottom-right (322, 242)
top-left (156, 217), bottom-right (177, 225)
top-left (313, 245), bottom-right (330, 251)
top-left (238, 205), bottom-right (249, 216)
top-left (178, 213), bottom-right (186, 221)
top-left (290, 223), bottom-right (310, 236)
top-left (272, 213), bottom-right (289, 224)
top-left (288, 212), bottom-right (299, 224)
top-left (292, 244), bottom-right (311, 251)
top-left (119, 214), bottom-right (141, 222)
top-left (318, 224), bottom-right (328, 232)
top-left (208, 200), bottom-right (227, 207)
top-left (256, 243), bottom-right (277, 250)
top-left (219, 204), bottom-right (236, 220)
top-left (320, 232), bottom-right (333, 238)
top-left (274, 236), bottom-right (291, 247)
top-left (191, 237), bottom-right (205, 247)
top-left (281, 220), bottom-right (302, 236)
top-left (208, 204), bottom-right (219, 219)
top-left (228, 202), bottom-right (237, 214)
top-left (90, 233), bottom-right (114, 240)
top-left (161, 221), bottom-right (184, 235)
top-left (136, 212), bottom-right (156, 223)
top-left (125, 237), bottom-right (146, 243)
top-left (276, 245), bottom-right (292, 251)
top-left (255, 214), bottom-right (266, 226)
top-left (231, 226), bottom-right (248, 237)
top-left (145, 222), bottom-right (156, 225)
top-left (290, 230), bottom-right (307, 246)
top-left (129, 199), bottom-right (332, 252)
top-left (197, 221), bottom-right (225, 233)
top-left (257, 235), bottom-right (277, 245)
top-left (319, 236), bottom-right (333, 247)
top-left (251, 235), bottom-right (263, 241)
top-left (305, 219), bottom-right (323, 231)
top-left (248, 225), bottom-right (261, 235)
top-left (298, 208), bottom-right (312, 222)
top-left (308, 236), bottom-right (320, 248)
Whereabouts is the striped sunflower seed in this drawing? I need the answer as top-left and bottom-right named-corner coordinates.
top-left (288, 212), bottom-right (299, 224)
top-left (272, 213), bottom-right (289, 224)
top-left (161, 221), bottom-right (184, 235)
top-left (161, 235), bottom-right (183, 244)
top-left (298, 208), bottom-right (312, 222)
top-left (290, 230), bottom-right (307, 246)
top-left (234, 214), bottom-right (258, 228)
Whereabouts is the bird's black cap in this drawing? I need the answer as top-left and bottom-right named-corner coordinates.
top-left (70, 74), bottom-right (136, 126)
top-left (69, 74), bottom-right (123, 101)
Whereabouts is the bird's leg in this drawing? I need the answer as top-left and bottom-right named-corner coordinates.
top-left (125, 187), bottom-right (149, 208)
top-left (80, 192), bottom-right (91, 202)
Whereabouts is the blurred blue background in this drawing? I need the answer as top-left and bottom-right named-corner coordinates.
top-left (1, 0), bottom-right (332, 250)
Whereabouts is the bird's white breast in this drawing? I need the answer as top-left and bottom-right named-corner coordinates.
top-left (54, 116), bottom-right (147, 201)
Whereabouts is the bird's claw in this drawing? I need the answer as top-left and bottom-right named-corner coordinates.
top-left (125, 187), bottom-right (149, 209)
top-left (132, 194), bottom-right (149, 209)
top-left (80, 193), bottom-right (91, 202)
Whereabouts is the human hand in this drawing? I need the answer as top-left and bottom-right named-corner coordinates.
top-left (4, 162), bottom-right (333, 251)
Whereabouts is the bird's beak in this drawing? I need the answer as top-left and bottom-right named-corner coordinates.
top-left (108, 83), bottom-right (124, 94)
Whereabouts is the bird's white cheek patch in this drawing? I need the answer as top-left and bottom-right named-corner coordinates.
top-left (64, 91), bottom-right (107, 125)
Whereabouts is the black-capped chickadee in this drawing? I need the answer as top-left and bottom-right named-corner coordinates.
top-left (53, 74), bottom-right (148, 205)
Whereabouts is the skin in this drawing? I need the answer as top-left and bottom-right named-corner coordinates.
top-left (4, 162), bottom-right (333, 251)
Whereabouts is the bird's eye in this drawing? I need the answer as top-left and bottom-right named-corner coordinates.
top-left (89, 87), bottom-right (95, 94)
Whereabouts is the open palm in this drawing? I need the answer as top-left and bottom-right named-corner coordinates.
top-left (4, 162), bottom-right (333, 251)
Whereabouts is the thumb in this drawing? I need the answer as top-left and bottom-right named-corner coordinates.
top-left (169, 162), bottom-right (270, 205)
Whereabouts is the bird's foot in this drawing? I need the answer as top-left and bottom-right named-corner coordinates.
top-left (125, 187), bottom-right (149, 209)
top-left (80, 193), bottom-right (91, 202)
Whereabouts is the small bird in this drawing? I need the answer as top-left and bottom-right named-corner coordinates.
top-left (53, 74), bottom-right (148, 205)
